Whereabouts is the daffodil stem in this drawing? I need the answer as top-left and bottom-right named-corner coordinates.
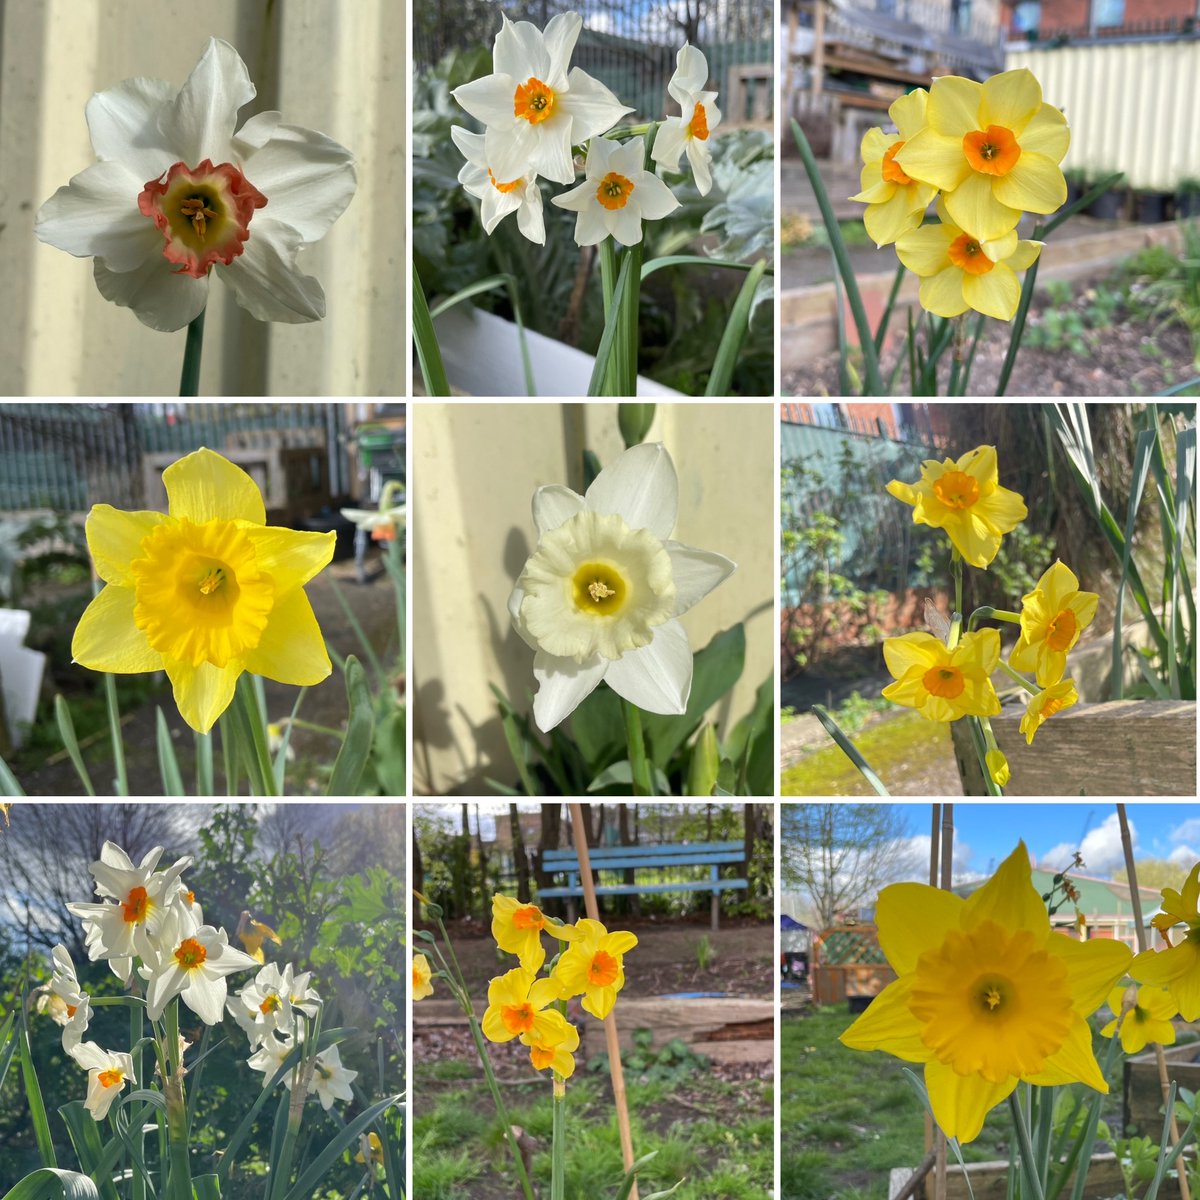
top-left (998, 659), bottom-right (1040, 697)
top-left (163, 1001), bottom-right (192, 1200)
top-left (967, 606), bottom-right (1021, 630)
top-left (551, 1074), bottom-right (567, 1200)
top-left (131, 1002), bottom-right (145, 1200)
top-left (102, 672), bottom-right (129, 797)
top-left (434, 914), bottom-right (536, 1200)
top-left (622, 700), bottom-right (654, 796)
top-left (1009, 1091), bottom-right (1047, 1200)
top-left (951, 550), bottom-right (963, 625)
top-left (179, 308), bottom-right (206, 397)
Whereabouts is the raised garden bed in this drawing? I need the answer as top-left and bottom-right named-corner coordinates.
top-left (1123, 1037), bottom-right (1200, 1136)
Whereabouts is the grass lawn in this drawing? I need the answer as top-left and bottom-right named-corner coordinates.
top-left (415, 1055), bottom-right (773, 1200)
top-left (780, 1004), bottom-right (1128, 1199)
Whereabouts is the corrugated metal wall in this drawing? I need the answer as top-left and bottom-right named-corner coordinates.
top-left (1007, 40), bottom-right (1200, 192)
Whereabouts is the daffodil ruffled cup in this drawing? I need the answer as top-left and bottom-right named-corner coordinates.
top-left (886, 445), bottom-right (1027, 568)
top-left (840, 842), bottom-right (1131, 1143)
top-left (1018, 678), bottom-right (1078, 744)
top-left (509, 442), bottom-right (736, 732)
top-left (71, 447), bottom-right (336, 734)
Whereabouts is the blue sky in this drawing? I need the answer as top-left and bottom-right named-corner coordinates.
top-left (889, 802), bottom-right (1200, 879)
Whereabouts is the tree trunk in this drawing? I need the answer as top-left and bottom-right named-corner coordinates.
top-left (536, 803), bottom-right (563, 917)
top-left (618, 802), bottom-right (639, 918)
top-left (510, 803), bottom-right (531, 902)
top-left (744, 804), bottom-right (758, 898)
top-left (413, 827), bottom-right (425, 904)
top-left (476, 803), bottom-right (489, 921)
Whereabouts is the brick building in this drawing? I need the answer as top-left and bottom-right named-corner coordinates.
top-left (1004, 0), bottom-right (1198, 38)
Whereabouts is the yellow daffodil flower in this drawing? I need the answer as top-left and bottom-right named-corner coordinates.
top-left (886, 445), bottom-right (1027, 568)
top-left (481, 967), bottom-right (567, 1046)
top-left (895, 199), bottom-right (1042, 321)
top-left (71, 448), bottom-right (335, 733)
top-left (850, 90), bottom-right (938, 247)
top-left (1019, 679), bottom-right (1078, 744)
top-left (1130, 862), bottom-right (1200, 1020)
top-left (1010, 561), bottom-right (1099, 687)
top-left (413, 953), bottom-right (434, 1001)
top-left (355, 1131), bottom-right (384, 1165)
top-left (1100, 983), bottom-right (1178, 1054)
top-left (896, 68), bottom-right (1069, 242)
top-left (237, 911), bottom-right (282, 964)
top-left (522, 1008), bottom-right (580, 1078)
top-left (841, 842), bottom-right (1131, 1143)
top-left (552, 917), bottom-right (637, 1019)
top-left (882, 630), bottom-right (1002, 723)
top-left (492, 894), bottom-right (572, 972)
top-left (986, 749), bottom-right (1010, 788)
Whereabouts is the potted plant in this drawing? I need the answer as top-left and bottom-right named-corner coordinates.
top-left (1088, 174), bottom-right (1127, 219)
top-left (1065, 167), bottom-right (1088, 207)
top-left (1177, 177), bottom-right (1200, 219)
top-left (1136, 187), bottom-right (1172, 224)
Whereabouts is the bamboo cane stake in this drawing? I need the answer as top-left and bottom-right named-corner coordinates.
top-left (1116, 803), bottom-right (1190, 1200)
top-left (569, 803), bottom-right (638, 1200)
top-left (934, 804), bottom-right (953, 1200)
top-left (924, 806), bottom-right (940, 1182)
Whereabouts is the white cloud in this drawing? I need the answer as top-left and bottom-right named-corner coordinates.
top-left (1168, 843), bottom-right (1200, 866)
top-left (888, 834), bottom-right (975, 884)
top-left (1039, 812), bottom-right (1132, 875)
top-left (1170, 818), bottom-right (1200, 846)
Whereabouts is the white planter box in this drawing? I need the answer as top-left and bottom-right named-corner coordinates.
top-left (433, 305), bottom-right (682, 397)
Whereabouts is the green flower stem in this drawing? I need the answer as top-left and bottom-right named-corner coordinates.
top-left (1009, 1090), bottom-right (1047, 1200)
top-left (434, 915), bottom-right (536, 1200)
top-left (179, 308), bottom-right (206, 397)
top-left (622, 700), bottom-right (653, 796)
top-left (998, 659), bottom-right (1040, 697)
top-left (951, 549), bottom-right (963, 621)
top-left (163, 1002), bottom-right (192, 1200)
top-left (131, 1001), bottom-right (145, 1200)
top-left (598, 238), bottom-right (623, 395)
top-left (102, 672), bottom-right (129, 797)
top-left (551, 1073), bottom-right (566, 1200)
top-left (967, 606), bottom-right (1021, 630)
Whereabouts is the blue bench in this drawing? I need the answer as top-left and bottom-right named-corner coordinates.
top-left (539, 840), bottom-right (748, 931)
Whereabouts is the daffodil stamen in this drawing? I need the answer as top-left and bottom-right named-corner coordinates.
top-left (514, 77), bottom-right (557, 124)
top-left (596, 171), bottom-right (635, 210)
top-left (122, 886), bottom-right (150, 924)
top-left (197, 566), bottom-right (226, 595)
top-left (948, 235), bottom-right (995, 276)
top-left (963, 124), bottom-right (1022, 176)
top-left (180, 194), bottom-right (219, 239)
top-left (175, 938), bottom-right (208, 970)
top-left (97, 1068), bottom-right (125, 1089)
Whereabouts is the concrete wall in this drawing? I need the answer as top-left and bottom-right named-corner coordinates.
top-left (1, 0), bottom-right (404, 396)
top-left (411, 402), bottom-right (776, 796)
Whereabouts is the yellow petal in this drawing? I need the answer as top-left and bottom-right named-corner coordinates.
top-left (85, 505), bottom-right (166, 587)
top-left (895, 223), bottom-right (955, 277)
top-left (1009, 634), bottom-right (1038, 674)
top-left (1019, 104), bottom-right (1070, 162)
top-left (963, 264), bottom-right (1021, 321)
top-left (925, 75), bottom-right (983, 139)
top-left (163, 448), bottom-right (266, 526)
top-left (839, 976), bottom-right (931, 1061)
top-left (979, 68), bottom-right (1043, 136)
top-left (73, 585), bottom-right (163, 674)
top-left (992, 153), bottom-right (1067, 216)
top-left (944, 172), bottom-right (1021, 243)
top-left (956, 628), bottom-right (1001, 674)
top-left (852, 176), bottom-right (894, 205)
top-left (1027, 1012), bottom-right (1106, 1090)
top-left (924, 1059), bottom-right (1016, 1144)
top-left (974, 486), bottom-right (1028, 536)
top-left (963, 842), bottom-right (1045, 936)
top-left (882, 669), bottom-right (933, 710)
top-left (860, 127), bottom-right (895, 164)
top-left (242, 589), bottom-right (332, 686)
top-left (883, 632), bottom-right (945, 678)
top-left (876, 884), bottom-right (962, 973)
top-left (243, 527), bottom-right (336, 594)
top-left (895, 128), bottom-right (971, 192)
top-left (919, 267), bottom-right (969, 318)
top-left (886, 478), bottom-right (919, 507)
top-left (1045, 934), bottom-right (1133, 1015)
top-left (1008, 240), bottom-right (1043, 272)
top-left (582, 983), bottom-right (619, 1020)
top-left (164, 657), bottom-right (240, 734)
top-left (863, 188), bottom-right (926, 247)
top-left (481, 1004), bottom-right (514, 1043)
top-left (602, 930), bottom-right (638, 955)
top-left (943, 511), bottom-right (1001, 567)
top-left (890, 88), bottom-right (928, 139)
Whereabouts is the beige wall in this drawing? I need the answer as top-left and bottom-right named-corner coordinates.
top-left (1, 0), bottom-right (404, 396)
top-left (412, 403), bottom-right (776, 796)
top-left (1008, 41), bottom-right (1200, 192)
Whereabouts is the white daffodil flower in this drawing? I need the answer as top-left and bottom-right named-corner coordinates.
top-left (62, 994), bottom-right (93, 1056)
top-left (68, 842), bottom-right (191, 983)
top-left (35, 38), bottom-right (356, 332)
top-left (49, 944), bottom-right (86, 1017)
top-left (144, 905), bottom-right (259, 1025)
top-left (552, 136), bottom-right (680, 247)
top-left (246, 1031), bottom-right (296, 1087)
top-left (308, 1044), bottom-right (358, 1110)
top-left (651, 44), bottom-right (722, 196)
top-left (70, 1041), bottom-right (135, 1121)
top-left (452, 13), bottom-right (632, 186)
top-left (450, 127), bottom-right (546, 245)
top-left (509, 442), bottom-right (736, 731)
top-left (235, 961), bottom-right (320, 1042)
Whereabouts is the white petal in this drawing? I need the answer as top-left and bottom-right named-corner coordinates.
top-left (183, 973), bottom-right (226, 1025)
top-left (572, 204), bottom-right (609, 246)
top-left (610, 138), bottom-right (646, 178)
top-left (147, 965), bottom-right (187, 1020)
top-left (582, 135), bottom-right (620, 178)
top-left (666, 541), bottom-right (736, 614)
top-left (609, 204), bottom-right (643, 246)
top-left (481, 186), bottom-right (521, 234)
top-left (542, 12), bottom-right (584, 89)
top-left (508, 585), bottom-right (539, 649)
top-left (526, 119), bottom-right (576, 186)
top-left (561, 69), bottom-right (633, 141)
top-left (35, 162), bottom-right (160, 272)
top-left (163, 38), bottom-right (255, 165)
top-left (516, 188), bottom-right (546, 244)
top-left (686, 139), bottom-right (713, 197)
top-left (454, 75), bottom-right (520, 132)
top-left (585, 443), bottom-right (678, 539)
top-left (533, 485), bottom-right (587, 534)
top-left (532, 650), bottom-right (608, 732)
top-left (494, 16), bottom-right (553, 87)
top-left (551, 179), bottom-right (592, 213)
top-left (603, 619), bottom-right (692, 714)
top-left (93, 255), bottom-right (209, 333)
top-left (669, 44), bottom-right (710, 107)
top-left (231, 109), bottom-right (282, 153)
top-left (450, 125), bottom-right (487, 169)
top-left (241, 122), bottom-right (356, 245)
top-left (86, 77), bottom-right (176, 180)
top-left (219, 219), bottom-right (325, 323)
top-left (651, 121), bottom-right (687, 171)
top-left (633, 172), bottom-right (680, 221)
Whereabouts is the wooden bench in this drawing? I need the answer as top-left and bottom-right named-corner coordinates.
top-left (539, 840), bottom-right (748, 931)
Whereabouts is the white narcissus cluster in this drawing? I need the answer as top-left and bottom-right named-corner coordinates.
top-left (509, 442), bottom-right (736, 731)
top-left (449, 14), bottom-right (720, 246)
top-left (57, 839), bottom-right (353, 1122)
top-left (35, 38), bottom-right (356, 332)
